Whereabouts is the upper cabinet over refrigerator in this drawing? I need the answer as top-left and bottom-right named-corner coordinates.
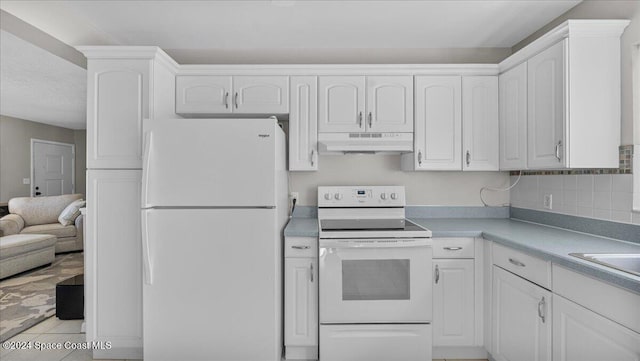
top-left (176, 75), bottom-right (289, 115)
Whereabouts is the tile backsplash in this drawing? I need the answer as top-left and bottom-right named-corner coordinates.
top-left (510, 173), bottom-right (639, 225)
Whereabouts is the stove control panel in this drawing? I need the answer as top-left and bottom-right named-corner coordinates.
top-left (318, 186), bottom-right (406, 207)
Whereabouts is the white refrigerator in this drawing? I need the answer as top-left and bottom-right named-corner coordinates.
top-left (141, 118), bottom-right (288, 361)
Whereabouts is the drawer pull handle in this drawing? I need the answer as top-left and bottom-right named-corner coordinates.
top-left (292, 245), bottom-right (310, 250)
top-left (310, 263), bottom-right (314, 283)
top-left (538, 296), bottom-right (546, 323)
top-left (435, 264), bottom-right (440, 284)
top-left (509, 258), bottom-right (526, 267)
top-left (444, 247), bottom-right (463, 251)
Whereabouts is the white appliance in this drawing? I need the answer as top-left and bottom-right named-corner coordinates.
top-left (318, 186), bottom-right (433, 361)
top-left (141, 118), bottom-right (288, 361)
top-left (318, 132), bottom-right (413, 154)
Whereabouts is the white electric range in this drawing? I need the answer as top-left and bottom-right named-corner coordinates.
top-left (317, 186), bottom-right (433, 361)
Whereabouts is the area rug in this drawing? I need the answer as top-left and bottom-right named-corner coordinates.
top-left (0, 252), bottom-right (83, 342)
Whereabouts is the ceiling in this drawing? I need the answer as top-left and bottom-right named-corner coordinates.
top-left (0, 0), bottom-right (583, 130)
top-left (0, 30), bottom-right (87, 130)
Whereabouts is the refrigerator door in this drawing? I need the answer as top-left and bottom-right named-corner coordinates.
top-left (142, 118), bottom-right (279, 208)
top-left (141, 208), bottom-right (282, 361)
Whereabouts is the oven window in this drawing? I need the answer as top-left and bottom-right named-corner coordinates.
top-left (342, 259), bottom-right (410, 300)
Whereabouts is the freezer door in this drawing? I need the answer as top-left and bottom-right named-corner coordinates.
top-left (142, 208), bottom-right (282, 361)
top-left (142, 118), bottom-right (279, 207)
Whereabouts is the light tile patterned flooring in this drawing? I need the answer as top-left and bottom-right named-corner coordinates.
top-left (2, 317), bottom-right (488, 361)
top-left (0, 317), bottom-right (141, 361)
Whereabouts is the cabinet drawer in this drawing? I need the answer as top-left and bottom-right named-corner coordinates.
top-left (433, 238), bottom-right (475, 258)
top-left (492, 243), bottom-right (551, 289)
top-left (285, 237), bottom-right (318, 258)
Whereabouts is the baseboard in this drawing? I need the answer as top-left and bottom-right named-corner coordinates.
top-left (433, 346), bottom-right (488, 359)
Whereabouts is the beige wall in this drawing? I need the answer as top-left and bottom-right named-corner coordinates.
top-left (513, 0), bottom-right (640, 146)
top-left (0, 115), bottom-right (86, 202)
top-left (290, 155), bottom-right (510, 206)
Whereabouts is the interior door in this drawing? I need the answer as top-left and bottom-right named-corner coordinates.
top-left (32, 140), bottom-right (74, 196)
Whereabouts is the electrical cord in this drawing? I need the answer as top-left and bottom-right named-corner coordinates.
top-left (480, 170), bottom-right (523, 207)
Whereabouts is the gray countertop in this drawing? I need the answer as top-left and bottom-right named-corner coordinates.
top-left (284, 217), bottom-right (640, 294)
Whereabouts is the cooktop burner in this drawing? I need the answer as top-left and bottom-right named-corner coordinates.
top-left (321, 219), bottom-right (424, 232)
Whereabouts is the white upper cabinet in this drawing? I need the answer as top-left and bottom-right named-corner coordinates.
top-left (499, 62), bottom-right (528, 170)
top-left (498, 20), bottom-right (629, 170)
top-left (176, 76), bottom-right (232, 114)
top-left (318, 76), bottom-right (366, 133)
top-left (404, 76), bottom-right (462, 170)
top-left (175, 75), bottom-right (289, 115)
top-left (87, 59), bottom-right (151, 169)
top-left (366, 76), bottom-right (413, 132)
top-left (233, 76), bottom-right (289, 114)
top-left (527, 40), bottom-right (566, 169)
top-left (319, 75), bottom-right (412, 133)
top-left (462, 76), bottom-right (499, 171)
top-left (289, 76), bottom-right (318, 171)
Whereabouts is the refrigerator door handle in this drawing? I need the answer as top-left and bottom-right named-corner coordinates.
top-left (141, 210), bottom-right (153, 285)
top-left (141, 131), bottom-right (153, 208)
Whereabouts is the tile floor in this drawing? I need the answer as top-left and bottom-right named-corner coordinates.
top-left (1, 317), bottom-right (488, 361)
top-left (0, 317), bottom-right (141, 361)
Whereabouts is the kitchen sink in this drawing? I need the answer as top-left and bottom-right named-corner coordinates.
top-left (569, 253), bottom-right (640, 277)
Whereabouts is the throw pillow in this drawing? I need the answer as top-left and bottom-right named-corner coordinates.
top-left (58, 199), bottom-right (86, 226)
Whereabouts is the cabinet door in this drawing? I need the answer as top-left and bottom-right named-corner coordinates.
top-left (233, 76), bottom-right (289, 114)
top-left (318, 76), bottom-right (365, 133)
top-left (462, 76), bottom-right (499, 171)
top-left (553, 295), bottom-right (640, 361)
top-left (499, 62), bottom-right (528, 170)
top-left (413, 76), bottom-right (462, 170)
top-left (366, 76), bottom-right (413, 132)
top-left (87, 59), bottom-right (150, 169)
top-left (285, 258), bottom-right (318, 347)
top-left (528, 40), bottom-right (567, 169)
top-left (433, 259), bottom-right (475, 346)
top-left (289, 76), bottom-right (318, 171)
top-left (175, 75), bottom-right (232, 114)
top-left (86, 170), bottom-right (142, 359)
top-left (492, 266), bottom-right (551, 361)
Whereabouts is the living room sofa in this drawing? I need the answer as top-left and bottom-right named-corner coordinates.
top-left (0, 194), bottom-right (84, 253)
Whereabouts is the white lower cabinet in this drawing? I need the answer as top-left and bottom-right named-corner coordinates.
top-left (284, 237), bottom-right (318, 360)
top-left (433, 260), bottom-right (475, 346)
top-left (553, 295), bottom-right (640, 361)
top-left (86, 170), bottom-right (142, 359)
top-left (492, 266), bottom-right (551, 361)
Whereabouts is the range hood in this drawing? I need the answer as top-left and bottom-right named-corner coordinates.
top-left (318, 133), bottom-right (413, 154)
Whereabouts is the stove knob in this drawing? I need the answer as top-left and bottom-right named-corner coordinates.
top-left (380, 193), bottom-right (387, 200)
top-left (324, 193), bottom-right (332, 200)
top-left (391, 193), bottom-right (397, 200)
top-left (334, 193), bottom-right (343, 200)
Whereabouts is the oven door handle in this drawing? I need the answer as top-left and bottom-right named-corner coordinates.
top-left (319, 240), bottom-right (432, 249)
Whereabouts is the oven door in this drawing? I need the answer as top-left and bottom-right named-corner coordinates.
top-left (319, 238), bottom-right (432, 324)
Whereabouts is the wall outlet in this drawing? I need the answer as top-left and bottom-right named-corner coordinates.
top-left (23, 178), bottom-right (30, 185)
top-left (543, 194), bottom-right (553, 210)
top-left (290, 192), bottom-right (299, 202)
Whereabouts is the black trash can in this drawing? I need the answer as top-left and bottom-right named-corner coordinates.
top-left (56, 274), bottom-right (84, 320)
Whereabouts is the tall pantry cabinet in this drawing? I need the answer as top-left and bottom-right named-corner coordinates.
top-left (78, 47), bottom-right (178, 360)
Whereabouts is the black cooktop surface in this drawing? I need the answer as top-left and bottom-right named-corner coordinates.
top-left (320, 219), bottom-right (424, 231)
